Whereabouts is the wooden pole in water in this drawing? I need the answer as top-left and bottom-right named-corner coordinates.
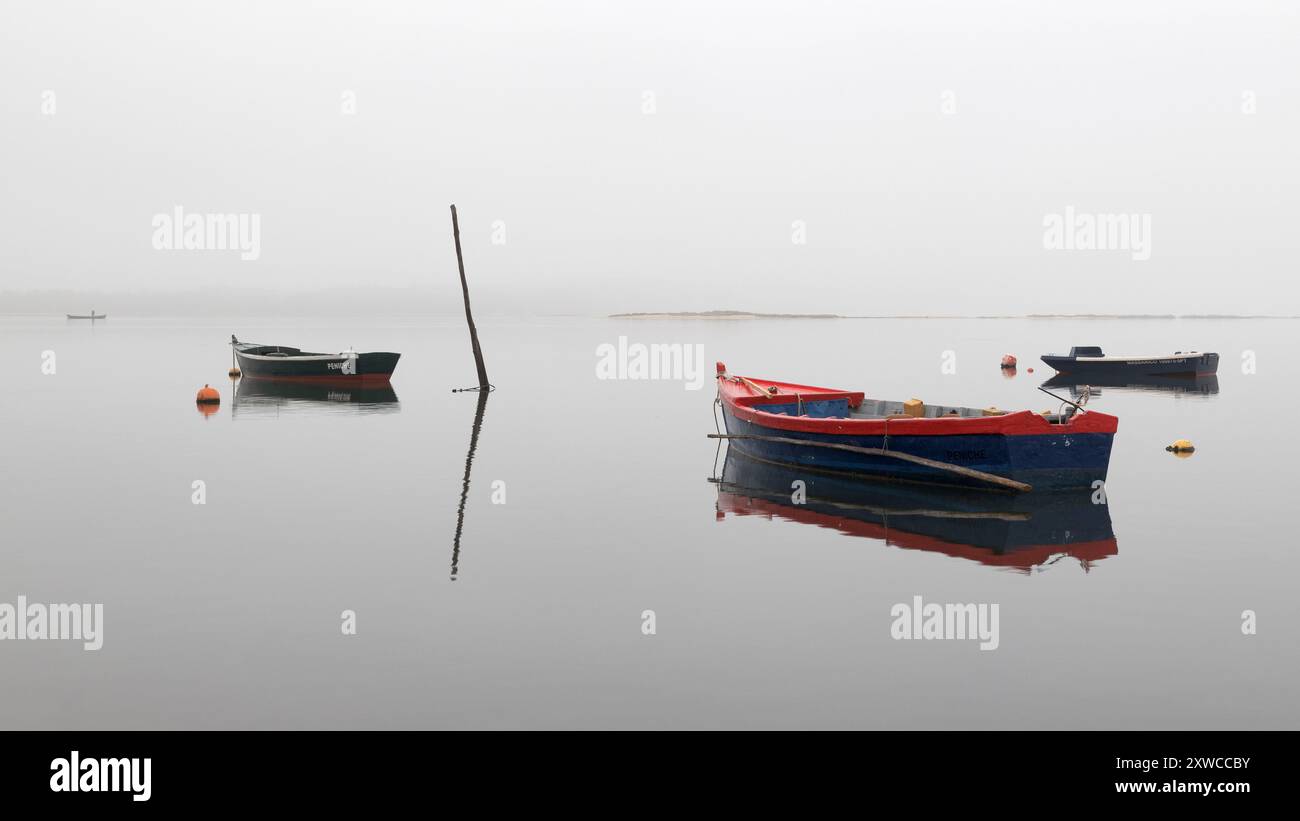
top-left (450, 204), bottom-right (490, 391)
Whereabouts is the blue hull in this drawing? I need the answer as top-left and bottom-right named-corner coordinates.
top-left (721, 405), bottom-right (1113, 492)
top-left (718, 449), bottom-right (1117, 562)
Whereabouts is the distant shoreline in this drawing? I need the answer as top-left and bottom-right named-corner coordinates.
top-left (610, 311), bottom-right (1298, 320)
top-left (610, 310), bottom-right (840, 320)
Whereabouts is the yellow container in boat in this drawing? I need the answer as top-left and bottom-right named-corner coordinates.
top-left (903, 398), bottom-right (925, 418)
top-left (982, 406), bottom-right (1006, 416)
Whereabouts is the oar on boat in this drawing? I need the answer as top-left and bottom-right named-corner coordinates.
top-left (707, 433), bottom-right (1033, 493)
top-left (736, 376), bottom-right (778, 397)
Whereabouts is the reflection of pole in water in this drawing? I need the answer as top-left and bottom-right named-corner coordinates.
top-left (451, 390), bottom-right (489, 580)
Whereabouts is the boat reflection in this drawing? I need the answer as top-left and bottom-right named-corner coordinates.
top-left (232, 378), bottom-right (400, 418)
top-left (1042, 373), bottom-right (1219, 398)
top-left (713, 449), bottom-right (1117, 573)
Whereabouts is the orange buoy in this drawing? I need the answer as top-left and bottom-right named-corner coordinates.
top-left (1000, 354), bottom-right (1017, 368)
top-left (196, 384), bottom-right (220, 404)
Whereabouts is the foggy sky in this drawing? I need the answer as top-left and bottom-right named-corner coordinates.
top-left (2, 1), bottom-right (1298, 316)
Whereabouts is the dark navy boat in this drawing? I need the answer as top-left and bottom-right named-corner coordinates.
top-left (232, 336), bottom-right (400, 384)
top-left (715, 362), bottom-right (1117, 492)
top-left (1041, 346), bottom-right (1218, 377)
top-left (714, 449), bottom-right (1116, 573)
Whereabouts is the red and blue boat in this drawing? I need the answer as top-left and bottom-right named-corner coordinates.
top-left (714, 362), bottom-right (1117, 492)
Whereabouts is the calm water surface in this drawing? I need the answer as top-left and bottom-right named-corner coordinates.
top-left (0, 315), bottom-right (1294, 728)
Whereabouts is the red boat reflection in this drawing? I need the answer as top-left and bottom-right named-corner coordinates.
top-left (714, 449), bottom-right (1118, 573)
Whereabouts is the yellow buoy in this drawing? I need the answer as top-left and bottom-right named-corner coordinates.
top-left (228, 367), bottom-right (241, 378)
top-left (1166, 439), bottom-right (1195, 455)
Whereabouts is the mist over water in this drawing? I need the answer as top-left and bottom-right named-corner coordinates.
top-left (4, 1), bottom-right (1300, 317)
top-left (1, 315), bottom-right (1293, 729)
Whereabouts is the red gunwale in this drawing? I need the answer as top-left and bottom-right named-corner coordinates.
top-left (716, 367), bottom-right (1118, 437)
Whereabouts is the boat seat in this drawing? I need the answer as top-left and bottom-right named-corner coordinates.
top-left (848, 400), bottom-right (985, 420)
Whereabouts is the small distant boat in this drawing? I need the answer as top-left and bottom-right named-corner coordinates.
top-left (1041, 346), bottom-right (1218, 377)
top-left (232, 335), bottom-right (400, 384)
top-left (714, 362), bottom-right (1117, 492)
top-left (66, 312), bottom-right (106, 320)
